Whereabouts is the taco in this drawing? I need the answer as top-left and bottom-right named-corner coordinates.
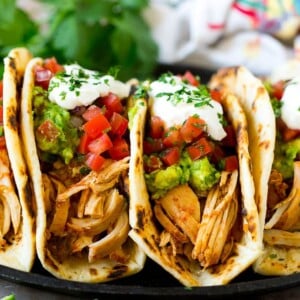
top-left (0, 47), bottom-right (35, 271)
top-left (20, 57), bottom-right (146, 282)
top-left (128, 71), bottom-right (261, 286)
top-left (209, 66), bottom-right (300, 276)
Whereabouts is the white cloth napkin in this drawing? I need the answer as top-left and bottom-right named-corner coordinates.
top-left (144, 0), bottom-right (300, 76)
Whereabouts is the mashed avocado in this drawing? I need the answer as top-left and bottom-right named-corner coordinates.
top-left (273, 136), bottom-right (300, 179)
top-left (145, 151), bottom-right (221, 199)
top-left (32, 86), bottom-right (80, 164)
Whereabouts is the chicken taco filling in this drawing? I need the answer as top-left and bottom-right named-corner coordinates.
top-left (263, 78), bottom-right (300, 238)
top-left (31, 58), bottom-right (135, 263)
top-left (0, 79), bottom-right (22, 248)
top-left (138, 71), bottom-right (244, 268)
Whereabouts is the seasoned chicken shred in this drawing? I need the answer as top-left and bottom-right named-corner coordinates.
top-left (43, 157), bottom-right (131, 263)
top-left (0, 149), bottom-right (21, 246)
top-left (154, 171), bottom-right (239, 268)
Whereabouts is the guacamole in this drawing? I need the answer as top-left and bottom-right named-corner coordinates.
top-left (273, 136), bottom-right (300, 179)
top-left (145, 152), bottom-right (221, 199)
top-left (32, 86), bottom-right (80, 164)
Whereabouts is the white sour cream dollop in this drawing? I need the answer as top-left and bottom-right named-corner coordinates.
top-left (281, 77), bottom-right (300, 130)
top-left (48, 64), bottom-right (130, 110)
top-left (148, 75), bottom-right (226, 141)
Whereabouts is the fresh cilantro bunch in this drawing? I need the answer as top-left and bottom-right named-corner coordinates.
top-left (0, 0), bottom-right (158, 80)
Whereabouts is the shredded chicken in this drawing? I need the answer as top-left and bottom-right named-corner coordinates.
top-left (154, 184), bottom-right (200, 245)
top-left (45, 157), bottom-right (130, 263)
top-left (265, 162), bottom-right (300, 230)
top-left (192, 171), bottom-right (238, 268)
top-left (0, 150), bottom-right (21, 242)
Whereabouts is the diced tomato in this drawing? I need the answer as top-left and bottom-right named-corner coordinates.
top-left (160, 147), bottom-right (180, 166)
top-left (85, 153), bottom-right (105, 171)
top-left (108, 138), bottom-right (130, 160)
top-left (110, 112), bottom-right (128, 137)
top-left (221, 125), bottom-right (236, 147)
top-left (99, 93), bottom-right (123, 119)
top-left (282, 127), bottom-right (300, 142)
top-left (181, 71), bottom-right (199, 87)
top-left (78, 132), bottom-right (93, 154)
top-left (87, 133), bottom-right (113, 155)
top-left (83, 114), bottom-right (111, 139)
top-left (144, 155), bottom-right (163, 173)
top-left (180, 116), bottom-right (206, 143)
top-left (35, 66), bottom-right (52, 90)
top-left (143, 138), bottom-right (164, 155)
top-left (210, 89), bottom-right (222, 103)
top-left (149, 116), bottom-right (165, 139)
top-left (224, 155), bottom-right (238, 172)
top-left (186, 137), bottom-right (214, 160)
top-left (163, 127), bottom-right (183, 148)
top-left (82, 105), bottom-right (103, 121)
top-left (36, 120), bottom-right (59, 141)
top-left (44, 57), bottom-right (64, 74)
top-left (0, 81), bottom-right (3, 99)
top-left (0, 136), bottom-right (5, 149)
top-left (272, 81), bottom-right (285, 100)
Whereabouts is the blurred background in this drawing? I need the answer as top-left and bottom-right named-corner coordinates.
top-left (1, 0), bottom-right (300, 80)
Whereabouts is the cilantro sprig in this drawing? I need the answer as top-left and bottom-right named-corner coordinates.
top-left (0, 0), bottom-right (158, 80)
top-left (154, 73), bottom-right (213, 108)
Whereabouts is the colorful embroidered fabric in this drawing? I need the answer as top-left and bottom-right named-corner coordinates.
top-left (145, 0), bottom-right (300, 76)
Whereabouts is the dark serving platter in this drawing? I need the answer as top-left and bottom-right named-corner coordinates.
top-left (1, 257), bottom-right (300, 299)
top-left (2, 64), bottom-right (299, 299)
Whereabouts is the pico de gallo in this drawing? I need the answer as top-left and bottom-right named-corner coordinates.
top-left (138, 71), bottom-right (239, 200)
top-left (264, 77), bottom-right (300, 222)
top-left (33, 58), bottom-right (131, 181)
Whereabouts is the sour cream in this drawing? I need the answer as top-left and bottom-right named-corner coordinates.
top-left (48, 64), bottom-right (130, 110)
top-left (281, 77), bottom-right (300, 130)
top-left (148, 75), bottom-right (226, 141)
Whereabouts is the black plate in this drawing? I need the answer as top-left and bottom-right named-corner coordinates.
top-left (1, 258), bottom-right (300, 299)
top-left (2, 64), bottom-right (298, 299)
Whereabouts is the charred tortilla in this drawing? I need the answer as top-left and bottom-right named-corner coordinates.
top-left (20, 57), bottom-right (146, 282)
top-left (1, 47), bottom-right (35, 271)
top-left (129, 74), bottom-right (261, 286)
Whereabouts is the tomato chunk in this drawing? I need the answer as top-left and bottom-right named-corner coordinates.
top-left (149, 116), bottom-right (165, 139)
top-left (78, 132), bottom-right (93, 154)
top-left (144, 155), bottom-right (163, 173)
top-left (110, 112), bottom-right (128, 137)
top-left (82, 105), bottom-right (103, 121)
top-left (100, 93), bottom-right (123, 119)
top-left (180, 116), bottom-right (206, 143)
top-left (0, 136), bottom-right (5, 149)
top-left (109, 138), bottom-right (130, 160)
top-left (160, 147), bottom-right (180, 166)
top-left (83, 114), bottom-right (111, 139)
top-left (35, 66), bottom-right (52, 90)
top-left (224, 155), bottom-right (238, 172)
top-left (163, 127), bottom-right (183, 148)
top-left (36, 120), bottom-right (59, 142)
top-left (181, 71), bottom-right (199, 87)
top-left (143, 138), bottom-right (164, 155)
top-left (210, 89), bottom-right (222, 103)
top-left (87, 133), bottom-right (113, 155)
top-left (86, 153), bottom-right (105, 171)
top-left (44, 57), bottom-right (64, 74)
top-left (186, 137), bottom-right (213, 160)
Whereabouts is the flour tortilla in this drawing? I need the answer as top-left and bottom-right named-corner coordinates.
top-left (210, 66), bottom-right (281, 276)
top-left (129, 86), bottom-right (261, 286)
top-left (20, 57), bottom-right (146, 282)
top-left (1, 47), bottom-right (35, 271)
